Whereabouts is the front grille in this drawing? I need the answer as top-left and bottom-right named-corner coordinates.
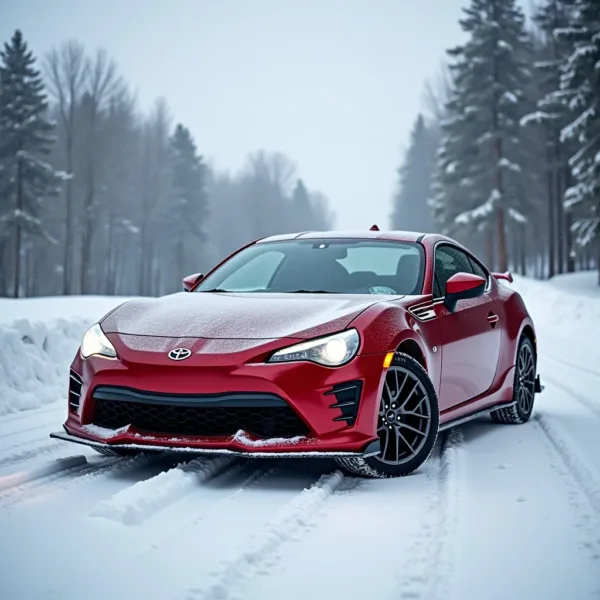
top-left (91, 387), bottom-right (309, 438)
top-left (325, 380), bottom-right (363, 426)
top-left (69, 371), bottom-right (83, 412)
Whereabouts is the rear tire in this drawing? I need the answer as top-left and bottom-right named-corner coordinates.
top-left (336, 352), bottom-right (439, 479)
top-left (490, 335), bottom-right (536, 425)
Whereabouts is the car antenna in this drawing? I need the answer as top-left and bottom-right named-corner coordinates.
top-left (370, 224), bottom-right (380, 231)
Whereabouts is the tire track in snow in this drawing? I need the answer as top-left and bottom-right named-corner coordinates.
top-left (397, 429), bottom-right (466, 600)
top-left (0, 452), bottom-right (161, 508)
top-left (181, 469), bottom-right (349, 600)
top-left (534, 413), bottom-right (600, 515)
top-left (88, 455), bottom-right (236, 525)
top-left (544, 353), bottom-right (600, 380)
top-left (49, 459), bottom-right (286, 600)
top-left (1, 420), bottom-right (59, 441)
top-left (542, 372), bottom-right (600, 421)
top-left (534, 413), bottom-right (600, 563)
top-left (115, 460), bottom-right (281, 559)
top-left (0, 454), bottom-right (88, 493)
top-left (0, 439), bottom-right (64, 470)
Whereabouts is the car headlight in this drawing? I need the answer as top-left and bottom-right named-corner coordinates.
top-left (267, 329), bottom-right (360, 367)
top-left (80, 323), bottom-right (117, 359)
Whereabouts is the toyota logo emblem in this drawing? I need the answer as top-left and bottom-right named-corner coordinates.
top-left (168, 348), bottom-right (192, 361)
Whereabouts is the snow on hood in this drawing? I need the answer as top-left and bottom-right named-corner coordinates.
top-left (100, 291), bottom-right (401, 339)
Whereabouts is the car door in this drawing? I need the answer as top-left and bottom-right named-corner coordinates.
top-left (433, 244), bottom-right (502, 410)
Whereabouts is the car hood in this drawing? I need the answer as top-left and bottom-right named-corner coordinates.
top-left (100, 292), bottom-right (403, 339)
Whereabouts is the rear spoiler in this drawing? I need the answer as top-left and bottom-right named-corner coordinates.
top-left (492, 271), bottom-right (513, 283)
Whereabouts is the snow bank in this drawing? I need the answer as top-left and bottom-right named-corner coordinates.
top-left (0, 296), bottom-right (133, 416)
top-left (0, 295), bottom-right (133, 325)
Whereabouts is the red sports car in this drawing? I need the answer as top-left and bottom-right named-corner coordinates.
top-left (51, 229), bottom-right (543, 478)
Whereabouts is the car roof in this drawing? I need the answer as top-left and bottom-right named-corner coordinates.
top-left (256, 230), bottom-right (452, 244)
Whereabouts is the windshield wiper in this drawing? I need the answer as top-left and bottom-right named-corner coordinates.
top-left (197, 288), bottom-right (233, 293)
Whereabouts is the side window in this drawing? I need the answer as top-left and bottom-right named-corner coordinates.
top-left (219, 251), bottom-right (285, 291)
top-left (433, 245), bottom-right (474, 298)
top-left (468, 256), bottom-right (489, 282)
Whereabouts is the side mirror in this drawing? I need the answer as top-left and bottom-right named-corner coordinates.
top-left (444, 272), bottom-right (486, 312)
top-left (182, 273), bottom-right (204, 292)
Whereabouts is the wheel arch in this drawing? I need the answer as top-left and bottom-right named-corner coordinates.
top-left (395, 338), bottom-right (427, 371)
top-left (519, 323), bottom-right (537, 364)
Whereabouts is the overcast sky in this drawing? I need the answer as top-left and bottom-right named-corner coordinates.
top-left (1, 0), bottom-right (533, 230)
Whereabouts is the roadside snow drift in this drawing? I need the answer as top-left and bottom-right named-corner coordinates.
top-left (0, 296), bottom-right (132, 416)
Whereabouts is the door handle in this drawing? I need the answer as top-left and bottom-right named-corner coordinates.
top-left (487, 312), bottom-right (499, 327)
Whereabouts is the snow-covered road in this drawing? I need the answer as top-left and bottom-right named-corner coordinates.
top-left (1, 274), bottom-right (599, 600)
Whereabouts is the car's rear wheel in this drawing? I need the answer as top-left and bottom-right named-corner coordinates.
top-left (490, 335), bottom-right (536, 425)
top-left (336, 352), bottom-right (439, 478)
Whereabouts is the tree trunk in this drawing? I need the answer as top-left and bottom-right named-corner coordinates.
top-left (13, 159), bottom-right (24, 298)
top-left (63, 130), bottom-right (74, 295)
top-left (486, 228), bottom-right (495, 271)
top-left (552, 142), bottom-right (565, 274)
top-left (496, 207), bottom-right (508, 272)
top-left (80, 104), bottom-right (98, 295)
top-left (519, 226), bottom-right (526, 275)
top-left (564, 165), bottom-right (575, 273)
top-left (597, 243), bottom-right (600, 286)
top-left (546, 161), bottom-right (555, 279)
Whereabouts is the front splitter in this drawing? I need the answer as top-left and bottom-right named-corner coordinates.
top-left (49, 430), bottom-right (381, 459)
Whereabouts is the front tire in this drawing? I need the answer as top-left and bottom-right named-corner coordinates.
top-left (490, 335), bottom-right (536, 424)
top-left (336, 352), bottom-right (440, 479)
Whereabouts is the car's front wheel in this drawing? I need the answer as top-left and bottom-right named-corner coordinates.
top-left (336, 352), bottom-right (440, 478)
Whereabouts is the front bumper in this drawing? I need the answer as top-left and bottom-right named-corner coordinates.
top-left (57, 341), bottom-right (387, 457)
top-left (50, 427), bottom-right (381, 458)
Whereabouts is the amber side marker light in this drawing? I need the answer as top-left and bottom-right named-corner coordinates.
top-left (383, 352), bottom-right (395, 368)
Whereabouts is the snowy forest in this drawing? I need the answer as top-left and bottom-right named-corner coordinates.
top-left (0, 32), bottom-right (335, 298)
top-left (1, 0), bottom-right (599, 298)
top-left (391, 0), bottom-right (600, 283)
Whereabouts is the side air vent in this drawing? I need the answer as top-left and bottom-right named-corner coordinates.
top-left (408, 301), bottom-right (437, 322)
top-left (69, 370), bottom-right (83, 412)
top-left (325, 380), bottom-right (363, 426)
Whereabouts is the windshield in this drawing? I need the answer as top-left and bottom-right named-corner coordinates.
top-left (195, 239), bottom-right (425, 295)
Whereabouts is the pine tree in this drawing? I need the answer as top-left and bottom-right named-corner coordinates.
top-left (170, 123), bottom-right (208, 278)
top-left (391, 114), bottom-right (438, 232)
top-left (556, 0), bottom-right (600, 283)
top-left (431, 0), bottom-right (532, 271)
top-left (521, 0), bottom-right (577, 277)
top-left (0, 30), bottom-right (62, 297)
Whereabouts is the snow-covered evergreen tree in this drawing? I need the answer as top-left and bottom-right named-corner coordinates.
top-left (169, 123), bottom-right (208, 279)
top-left (556, 0), bottom-right (600, 283)
top-left (0, 30), bottom-right (62, 297)
top-left (430, 0), bottom-right (532, 271)
top-left (390, 114), bottom-right (438, 233)
top-left (521, 0), bottom-right (577, 277)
